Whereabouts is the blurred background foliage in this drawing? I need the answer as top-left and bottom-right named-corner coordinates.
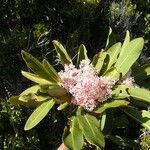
top-left (0, 0), bottom-right (150, 149)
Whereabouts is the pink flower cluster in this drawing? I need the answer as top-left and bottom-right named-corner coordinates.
top-left (59, 60), bottom-right (115, 111)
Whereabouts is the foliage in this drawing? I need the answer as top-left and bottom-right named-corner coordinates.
top-left (9, 30), bottom-right (150, 149)
top-left (1, 0), bottom-right (150, 149)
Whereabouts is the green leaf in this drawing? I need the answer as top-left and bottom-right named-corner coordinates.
top-left (57, 102), bottom-right (69, 110)
top-left (77, 114), bottom-right (105, 148)
top-left (104, 67), bottom-right (120, 80)
top-left (77, 44), bottom-right (88, 66)
top-left (9, 96), bottom-right (42, 108)
top-left (120, 30), bottom-right (130, 56)
top-left (122, 107), bottom-right (150, 130)
top-left (35, 95), bottom-right (51, 102)
top-left (20, 85), bottom-right (40, 95)
top-left (19, 93), bottom-right (37, 102)
top-left (42, 59), bottom-right (60, 83)
top-left (107, 135), bottom-right (140, 149)
top-left (107, 42), bottom-right (121, 69)
top-left (112, 85), bottom-right (129, 99)
top-left (92, 50), bottom-right (107, 74)
top-left (101, 112), bottom-right (106, 131)
top-left (95, 99), bottom-right (129, 114)
top-left (127, 87), bottom-right (150, 104)
top-left (52, 40), bottom-right (72, 65)
top-left (48, 85), bottom-right (67, 97)
top-left (21, 51), bottom-right (57, 83)
top-left (21, 71), bottom-right (54, 85)
top-left (20, 86), bottom-right (50, 103)
top-left (24, 99), bottom-right (55, 130)
top-left (115, 37), bottom-right (144, 76)
top-left (63, 117), bottom-right (84, 150)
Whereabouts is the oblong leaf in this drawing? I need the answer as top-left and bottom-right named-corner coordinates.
top-left (122, 107), bottom-right (150, 130)
top-left (107, 42), bottom-right (121, 69)
top-left (52, 40), bottom-right (72, 65)
top-left (21, 71), bottom-right (54, 85)
top-left (92, 50), bottom-right (107, 73)
top-left (63, 117), bottom-right (83, 150)
top-left (95, 99), bottom-right (129, 114)
top-left (77, 114), bottom-right (105, 148)
top-left (77, 44), bottom-right (88, 66)
top-left (104, 67), bottom-right (120, 80)
top-left (115, 38), bottom-right (144, 76)
top-left (24, 99), bottom-right (55, 130)
top-left (22, 51), bottom-right (56, 83)
top-left (127, 87), bottom-right (150, 104)
top-left (120, 30), bottom-right (130, 57)
top-left (42, 59), bottom-right (60, 83)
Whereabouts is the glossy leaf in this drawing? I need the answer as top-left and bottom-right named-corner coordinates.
top-left (95, 99), bottom-right (129, 114)
top-left (52, 40), bottom-right (72, 65)
top-left (122, 107), bottom-right (150, 130)
top-left (22, 51), bottom-right (56, 83)
top-left (20, 85), bottom-right (40, 95)
top-left (24, 99), bottom-right (55, 130)
top-left (42, 59), bottom-right (60, 83)
top-left (107, 42), bottom-right (121, 69)
top-left (104, 67), bottom-right (120, 80)
top-left (115, 38), bottom-right (144, 76)
top-left (77, 114), bottom-right (105, 148)
top-left (120, 30), bottom-right (130, 57)
top-left (128, 87), bottom-right (150, 104)
top-left (77, 44), bottom-right (88, 67)
top-left (63, 117), bottom-right (83, 150)
top-left (21, 71), bottom-right (53, 85)
top-left (92, 50), bottom-right (107, 73)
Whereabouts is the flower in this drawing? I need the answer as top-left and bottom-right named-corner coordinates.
top-left (59, 59), bottom-right (115, 111)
